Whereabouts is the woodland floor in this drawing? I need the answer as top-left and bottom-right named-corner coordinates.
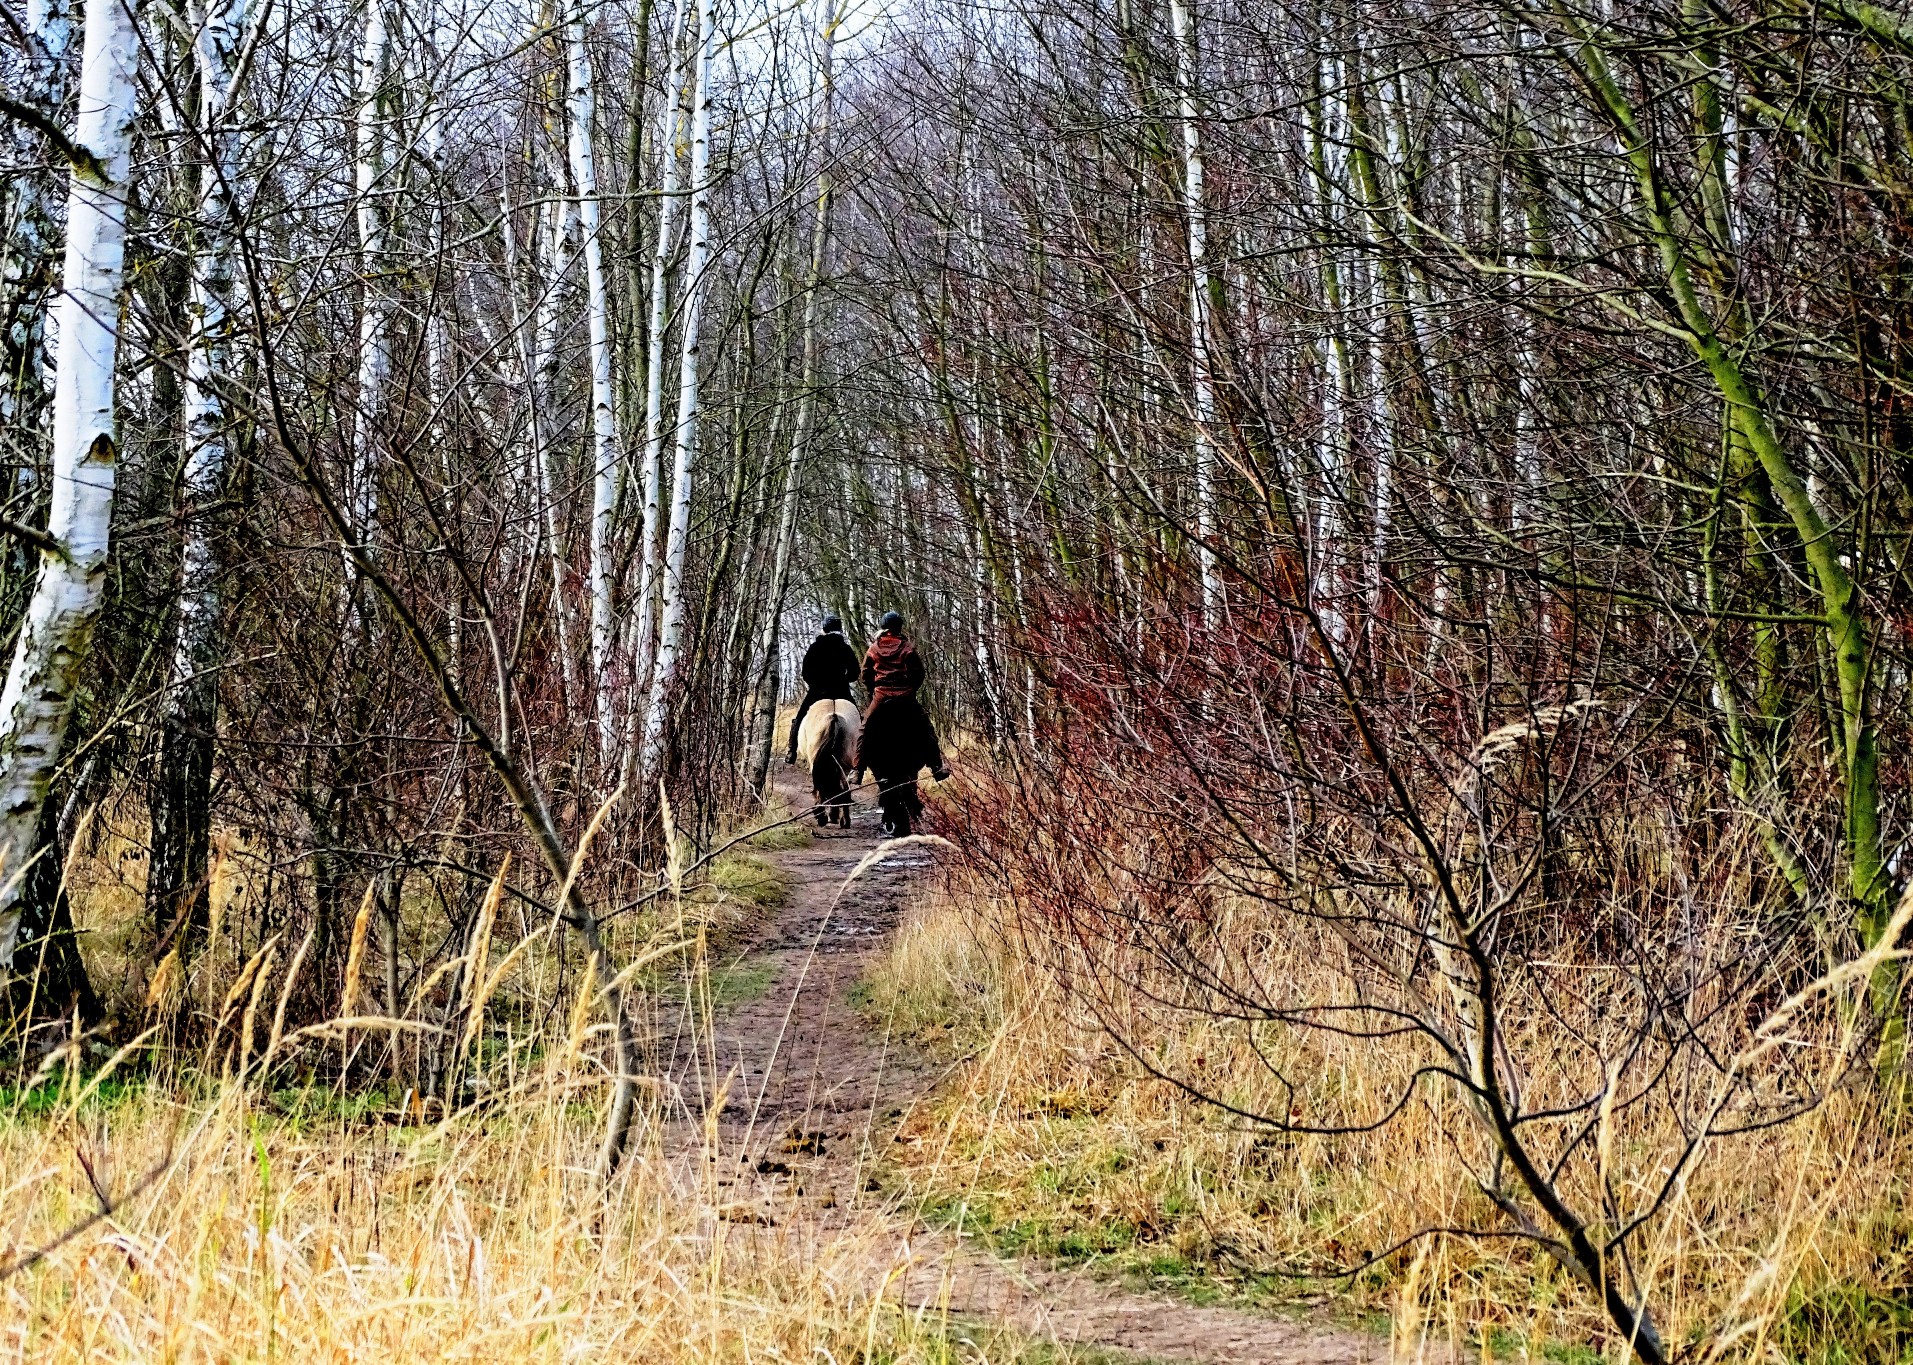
top-left (655, 766), bottom-right (1396, 1365)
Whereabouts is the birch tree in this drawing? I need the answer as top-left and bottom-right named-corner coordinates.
top-left (635, 0), bottom-right (712, 787)
top-left (146, 0), bottom-right (248, 953)
top-left (344, 0), bottom-right (390, 617)
top-left (0, 0), bottom-right (140, 967)
top-left (0, 0), bottom-right (73, 442)
top-left (568, 0), bottom-right (623, 763)
top-left (531, 193), bottom-right (582, 712)
top-left (625, 0), bottom-right (690, 780)
top-left (1167, 0), bottom-right (1221, 626)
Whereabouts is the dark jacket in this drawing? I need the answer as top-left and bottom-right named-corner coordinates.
top-left (861, 631), bottom-right (926, 700)
top-left (800, 630), bottom-right (861, 699)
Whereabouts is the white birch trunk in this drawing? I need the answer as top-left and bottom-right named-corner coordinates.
top-left (1313, 316), bottom-right (1352, 645)
top-left (1501, 152), bottom-right (1542, 537)
top-left (0, 0), bottom-right (139, 966)
top-left (1168, 0), bottom-right (1221, 628)
top-left (971, 524), bottom-right (1006, 749)
top-left (568, 4), bottom-right (622, 762)
top-left (1368, 80), bottom-right (1404, 615)
top-left (979, 380), bottom-right (1036, 745)
top-left (1306, 59), bottom-right (1351, 644)
top-left (1511, 328), bottom-right (1539, 530)
top-left (531, 196), bottom-right (582, 712)
top-left (746, 0), bottom-right (840, 790)
top-left (145, 0), bottom-right (245, 941)
top-left (345, 0), bottom-right (390, 615)
top-left (634, 0), bottom-right (713, 787)
top-left (720, 396), bottom-right (782, 675)
top-left (0, 0), bottom-right (73, 433)
top-left (625, 0), bottom-right (691, 750)
top-left (420, 37), bottom-right (464, 702)
top-left (497, 179), bottom-right (538, 585)
top-left (1363, 271), bottom-right (1392, 614)
top-left (168, 0), bottom-right (244, 722)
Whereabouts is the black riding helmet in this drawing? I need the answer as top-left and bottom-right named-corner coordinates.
top-left (822, 614), bottom-right (843, 634)
top-left (879, 610), bottom-right (904, 632)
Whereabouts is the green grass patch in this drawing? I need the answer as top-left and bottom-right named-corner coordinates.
top-left (866, 1306), bottom-right (1166, 1364)
top-left (746, 814), bottom-right (814, 851)
top-left (706, 849), bottom-right (791, 913)
top-left (700, 957), bottom-right (779, 1010)
top-left (1, 1071), bottom-right (146, 1123)
top-left (659, 952), bottom-right (780, 1013)
top-left (914, 1192), bottom-right (1140, 1272)
top-left (1775, 1283), bottom-right (1913, 1365)
top-left (910, 1184), bottom-right (1377, 1338)
top-left (263, 1081), bottom-right (393, 1127)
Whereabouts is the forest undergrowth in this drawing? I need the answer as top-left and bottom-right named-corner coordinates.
top-left (864, 872), bottom-right (1913, 1365)
top-left (0, 799), bottom-right (1105, 1365)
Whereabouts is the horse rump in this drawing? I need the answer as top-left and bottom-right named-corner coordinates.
top-left (799, 700), bottom-right (858, 827)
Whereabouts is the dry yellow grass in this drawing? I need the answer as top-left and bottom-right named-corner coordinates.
top-left (0, 802), bottom-right (1091, 1364)
top-left (864, 889), bottom-right (1913, 1363)
top-left (2, 967), bottom-right (1146, 1365)
top-left (1, 1071), bottom-right (1072, 1361)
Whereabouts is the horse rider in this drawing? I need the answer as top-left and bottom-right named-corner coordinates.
top-left (852, 611), bottom-right (951, 798)
top-left (787, 614), bottom-right (862, 765)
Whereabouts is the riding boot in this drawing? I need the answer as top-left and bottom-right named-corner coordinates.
top-left (787, 691), bottom-right (819, 765)
top-left (920, 709), bottom-right (950, 781)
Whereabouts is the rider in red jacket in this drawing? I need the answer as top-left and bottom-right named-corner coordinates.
top-left (853, 612), bottom-right (950, 794)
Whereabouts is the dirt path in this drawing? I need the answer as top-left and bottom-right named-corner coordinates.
top-left (658, 769), bottom-right (1392, 1365)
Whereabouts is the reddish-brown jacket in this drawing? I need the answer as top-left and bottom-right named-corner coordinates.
top-left (861, 631), bottom-right (926, 701)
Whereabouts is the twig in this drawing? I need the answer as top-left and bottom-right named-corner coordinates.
top-left (0, 516), bottom-right (65, 560)
top-left (0, 94), bottom-right (109, 180)
top-left (0, 1155), bottom-right (171, 1281)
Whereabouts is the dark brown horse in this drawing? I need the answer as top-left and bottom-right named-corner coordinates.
top-left (856, 693), bottom-right (938, 836)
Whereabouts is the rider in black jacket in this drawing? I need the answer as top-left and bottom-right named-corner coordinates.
top-left (786, 615), bottom-right (861, 764)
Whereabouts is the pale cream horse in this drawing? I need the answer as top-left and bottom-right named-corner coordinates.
top-left (796, 699), bottom-right (860, 827)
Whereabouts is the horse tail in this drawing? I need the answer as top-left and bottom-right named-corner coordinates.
top-left (811, 713), bottom-right (843, 795)
top-left (838, 702), bottom-right (861, 770)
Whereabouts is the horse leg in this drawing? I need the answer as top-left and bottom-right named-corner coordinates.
top-left (825, 740), bottom-right (849, 827)
top-left (893, 780), bottom-right (921, 837)
top-left (875, 776), bottom-right (910, 837)
top-left (810, 718), bottom-right (844, 827)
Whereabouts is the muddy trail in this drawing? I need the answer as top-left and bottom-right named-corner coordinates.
top-left (654, 768), bottom-right (1392, 1365)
